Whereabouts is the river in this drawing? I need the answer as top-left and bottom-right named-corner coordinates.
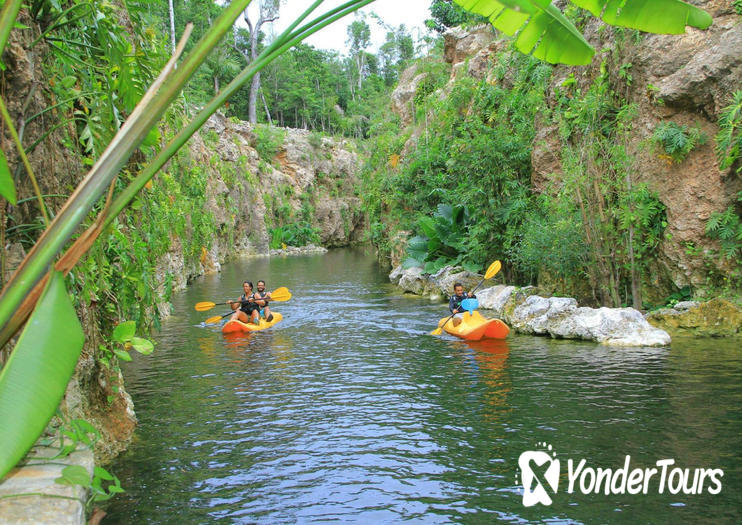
top-left (103, 247), bottom-right (741, 524)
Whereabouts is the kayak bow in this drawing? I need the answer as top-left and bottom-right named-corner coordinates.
top-left (436, 310), bottom-right (509, 341)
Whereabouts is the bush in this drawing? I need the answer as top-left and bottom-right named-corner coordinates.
top-left (269, 222), bottom-right (320, 249)
top-left (715, 90), bottom-right (742, 174)
top-left (652, 121), bottom-right (707, 163)
top-left (254, 124), bottom-right (286, 162)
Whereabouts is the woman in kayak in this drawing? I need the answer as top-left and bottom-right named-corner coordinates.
top-left (227, 281), bottom-right (260, 324)
top-left (254, 280), bottom-right (274, 322)
top-left (449, 282), bottom-right (475, 327)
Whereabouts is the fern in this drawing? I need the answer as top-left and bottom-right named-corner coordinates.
top-left (652, 121), bottom-right (707, 163)
top-left (705, 192), bottom-right (742, 260)
top-left (715, 91), bottom-right (742, 174)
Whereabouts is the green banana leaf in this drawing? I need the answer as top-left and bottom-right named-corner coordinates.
top-left (570, 0), bottom-right (712, 34)
top-left (453, 0), bottom-right (712, 65)
top-left (0, 271), bottom-right (84, 479)
top-left (453, 0), bottom-right (595, 65)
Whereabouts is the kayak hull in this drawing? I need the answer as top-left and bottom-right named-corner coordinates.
top-left (438, 310), bottom-right (509, 341)
top-left (222, 312), bottom-right (283, 334)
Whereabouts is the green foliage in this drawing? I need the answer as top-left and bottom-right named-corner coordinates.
top-left (451, 0), bottom-right (711, 66)
top-left (0, 272), bottom-right (84, 479)
top-left (269, 222), bottom-right (320, 249)
top-left (404, 204), bottom-right (481, 274)
top-left (254, 124), bottom-right (286, 162)
top-left (363, 50), bottom-right (549, 272)
top-left (508, 195), bottom-right (588, 286)
top-left (426, 0), bottom-right (487, 33)
top-left (652, 121), bottom-right (707, 163)
top-left (35, 0), bottom-right (168, 162)
top-left (735, 0), bottom-right (742, 16)
top-left (615, 183), bottom-right (667, 259)
top-left (52, 415), bottom-right (124, 507)
top-left (0, 149), bottom-right (16, 204)
top-left (705, 192), bottom-right (742, 261)
top-left (715, 91), bottom-right (742, 174)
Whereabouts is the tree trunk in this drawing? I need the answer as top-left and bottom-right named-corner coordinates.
top-left (168, 0), bottom-right (176, 56)
top-left (244, 2), bottom-right (279, 124)
top-left (248, 24), bottom-right (260, 124)
top-left (248, 71), bottom-right (260, 123)
top-left (260, 89), bottom-right (272, 125)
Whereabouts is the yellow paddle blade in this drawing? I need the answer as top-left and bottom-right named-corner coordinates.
top-left (431, 327), bottom-right (443, 336)
top-left (205, 314), bottom-right (225, 324)
top-left (195, 301), bottom-right (217, 312)
top-left (484, 260), bottom-right (502, 280)
top-left (269, 287), bottom-right (291, 302)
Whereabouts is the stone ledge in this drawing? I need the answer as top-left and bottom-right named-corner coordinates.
top-left (389, 265), bottom-right (672, 347)
top-left (0, 445), bottom-right (93, 525)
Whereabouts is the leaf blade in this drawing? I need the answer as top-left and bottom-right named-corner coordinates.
top-left (0, 149), bottom-right (17, 204)
top-left (0, 271), bottom-right (85, 478)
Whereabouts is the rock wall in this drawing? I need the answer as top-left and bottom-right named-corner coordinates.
top-left (391, 1), bottom-right (741, 302)
top-left (170, 113), bottom-right (365, 295)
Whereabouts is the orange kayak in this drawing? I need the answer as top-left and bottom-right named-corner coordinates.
top-left (437, 310), bottom-right (509, 341)
top-left (222, 312), bottom-right (283, 334)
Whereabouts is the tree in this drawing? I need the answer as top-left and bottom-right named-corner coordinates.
top-left (378, 24), bottom-right (414, 86)
top-left (242, 0), bottom-right (281, 123)
top-left (426, 0), bottom-right (485, 33)
top-left (168, 0), bottom-right (176, 54)
top-left (346, 18), bottom-right (371, 97)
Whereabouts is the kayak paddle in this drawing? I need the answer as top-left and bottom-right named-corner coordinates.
top-left (431, 260), bottom-right (501, 336)
top-left (204, 311), bottom-right (234, 324)
top-left (195, 287), bottom-right (291, 311)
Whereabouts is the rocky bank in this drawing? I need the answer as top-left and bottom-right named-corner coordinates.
top-left (391, 265), bottom-right (672, 346)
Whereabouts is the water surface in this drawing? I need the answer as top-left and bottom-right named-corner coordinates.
top-left (104, 248), bottom-right (742, 523)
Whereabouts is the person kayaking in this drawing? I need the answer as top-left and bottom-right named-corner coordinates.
top-left (449, 282), bottom-right (475, 327)
top-left (227, 281), bottom-right (260, 324)
top-left (254, 280), bottom-right (274, 322)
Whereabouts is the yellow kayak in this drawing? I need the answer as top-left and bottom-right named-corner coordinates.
top-left (222, 312), bottom-right (283, 334)
top-left (438, 310), bottom-right (510, 341)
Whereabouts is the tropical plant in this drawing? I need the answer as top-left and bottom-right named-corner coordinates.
top-left (715, 90), bottom-right (742, 174)
top-left (269, 221), bottom-right (321, 249)
top-left (404, 204), bottom-right (481, 274)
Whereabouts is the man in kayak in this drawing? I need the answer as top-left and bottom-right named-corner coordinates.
top-left (227, 281), bottom-right (260, 324)
top-left (449, 282), bottom-right (475, 327)
top-left (254, 280), bottom-right (274, 322)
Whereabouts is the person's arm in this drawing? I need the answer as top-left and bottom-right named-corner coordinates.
top-left (449, 296), bottom-right (458, 314)
top-left (228, 300), bottom-right (239, 311)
